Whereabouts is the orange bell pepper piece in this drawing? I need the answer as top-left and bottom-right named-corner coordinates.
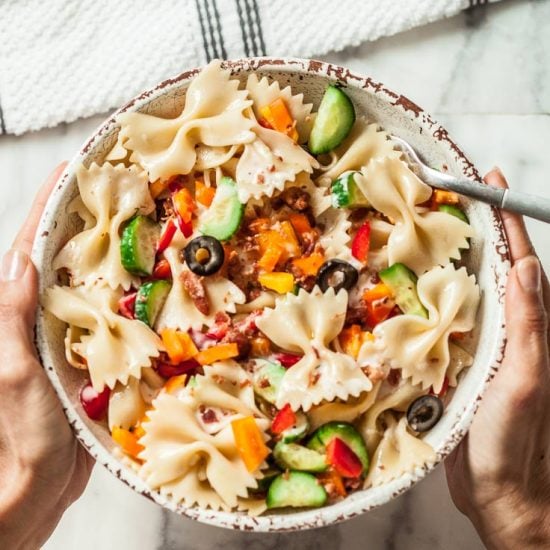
top-left (150, 179), bottom-right (170, 199)
top-left (363, 283), bottom-right (395, 328)
top-left (257, 242), bottom-right (284, 272)
top-left (259, 98), bottom-right (299, 142)
top-left (288, 213), bottom-right (312, 236)
top-left (112, 426), bottom-right (144, 459)
top-left (172, 187), bottom-right (196, 223)
top-left (318, 469), bottom-right (347, 498)
top-left (231, 416), bottom-right (270, 472)
top-left (363, 283), bottom-right (393, 303)
top-left (161, 329), bottom-right (199, 364)
top-left (195, 179), bottom-right (216, 207)
top-left (339, 325), bottom-right (373, 359)
top-left (163, 374), bottom-right (188, 394)
top-left (195, 343), bottom-right (239, 366)
top-left (432, 189), bottom-right (459, 206)
top-left (292, 252), bottom-right (325, 277)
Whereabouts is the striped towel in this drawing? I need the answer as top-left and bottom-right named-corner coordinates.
top-left (0, 0), bottom-right (499, 135)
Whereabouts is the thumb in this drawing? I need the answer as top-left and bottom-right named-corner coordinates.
top-left (505, 255), bottom-right (549, 378)
top-left (0, 251), bottom-right (38, 338)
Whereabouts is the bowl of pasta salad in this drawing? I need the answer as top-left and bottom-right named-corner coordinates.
top-left (33, 58), bottom-right (509, 531)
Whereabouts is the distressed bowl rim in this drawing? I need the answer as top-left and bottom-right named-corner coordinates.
top-left (32, 57), bottom-right (510, 532)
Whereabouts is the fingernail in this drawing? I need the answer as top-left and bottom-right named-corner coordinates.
top-left (1, 249), bottom-right (29, 281)
top-left (490, 165), bottom-right (503, 175)
top-left (517, 256), bottom-right (541, 293)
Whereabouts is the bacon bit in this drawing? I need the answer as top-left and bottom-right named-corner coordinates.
top-left (180, 271), bottom-right (209, 315)
top-left (450, 331), bottom-right (467, 341)
top-left (257, 174), bottom-right (266, 184)
top-left (280, 187), bottom-right (310, 212)
top-left (199, 405), bottom-right (218, 424)
top-left (206, 312), bottom-right (231, 340)
top-left (248, 217), bottom-right (271, 233)
top-left (387, 369), bottom-right (401, 387)
top-left (239, 379), bottom-right (251, 388)
top-left (318, 470), bottom-right (346, 498)
top-left (308, 371), bottom-right (321, 386)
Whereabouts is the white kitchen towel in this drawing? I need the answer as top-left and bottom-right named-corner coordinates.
top-left (0, 0), bottom-right (499, 135)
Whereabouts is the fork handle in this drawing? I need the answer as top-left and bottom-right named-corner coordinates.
top-left (434, 175), bottom-right (550, 223)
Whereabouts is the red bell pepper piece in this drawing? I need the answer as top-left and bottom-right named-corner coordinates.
top-left (157, 219), bottom-right (177, 254)
top-left (155, 359), bottom-right (200, 379)
top-left (271, 404), bottom-right (296, 435)
top-left (176, 216), bottom-right (193, 238)
top-left (152, 258), bottom-right (172, 279)
top-left (365, 300), bottom-right (394, 328)
top-left (430, 376), bottom-right (449, 398)
top-left (118, 292), bottom-right (137, 319)
top-left (274, 352), bottom-right (302, 368)
top-left (351, 221), bottom-right (371, 263)
top-left (326, 437), bottom-right (363, 478)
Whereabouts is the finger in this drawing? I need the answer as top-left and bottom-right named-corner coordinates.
top-left (483, 167), bottom-right (535, 264)
top-left (503, 256), bottom-right (549, 384)
top-left (12, 162), bottom-right (67, 255)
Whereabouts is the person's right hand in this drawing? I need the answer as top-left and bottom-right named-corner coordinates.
top-left (0, 165), bottom-right (94, 549)
top-left (445, 168), bottom-right (550, 549)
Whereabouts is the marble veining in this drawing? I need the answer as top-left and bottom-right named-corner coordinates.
top-left (0, 0), bottom-right (549, 548)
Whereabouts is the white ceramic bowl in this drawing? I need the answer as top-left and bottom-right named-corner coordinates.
top-left (32, 58), bottom-right (510, 532)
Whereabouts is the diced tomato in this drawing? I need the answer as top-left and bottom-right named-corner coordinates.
top-left (155, 359), bottom-right (200, 379)
top-left (118, 292), bottom-right (137, 319)
top-left (80, 382), bottom-right (110, 420)
top-left (274, 352), bottom-right (302, 368)
top-left (271, 404), bottom-right (296, 435)
top-left (167, 174), bottom-right (186, 193)
top-left (351, 221), bottom-right (371, 263)
top-left (152, 259), bottom-right (172, 279)
top-left (326, 437), bottom-right (363, 478)
top-left (157, 219), bottom-right (177, 254)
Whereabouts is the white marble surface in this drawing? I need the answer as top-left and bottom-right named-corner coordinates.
top-left (1, 0), bottom-right (549, 548)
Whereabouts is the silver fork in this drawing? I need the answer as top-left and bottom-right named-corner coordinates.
top-left (391, 135), bottom-right (550, 223)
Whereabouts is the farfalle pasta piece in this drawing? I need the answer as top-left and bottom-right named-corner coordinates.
top-left (367, 264), bottom-right (480, 393)
top-left (42, 285), bottom-right (162, 391)
top-left (360, 380), bottom-right (426, 455)
top-left (118, 61), bottom-right (255, 181)
top-left (108, 378), bottom-right (147, 431)
top-left (317, 207), bottom-right (356, 265)
top-left (235, 124), bottom-right (319, 202)
top-left (364, 414), bottom-right (436, 488)
top-left (356, 157), bottom-right (474, 275)
top-left (138, 363), bottom-right (268, 511)
top-left (308, 383), bottom-right (381, 431)
top-left (317, 118), bottom-right (399, 184)
top-left (53, 162), bottom-right (154, 290)
top-left (154, 228), bottom-right (245, 332)
top-left (246, 73), bottom-right (313, 142)
top-left (256, 287), bottom-right (372, 411)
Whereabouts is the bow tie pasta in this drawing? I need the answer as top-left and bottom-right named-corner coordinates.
top-left (256, 287), bottom-right (372, 411)
top-left (43, 60), bottom-right (482, 515)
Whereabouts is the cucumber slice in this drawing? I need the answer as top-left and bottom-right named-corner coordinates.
top-left (252, 360), bottom-right (286, 404)
top-left (120, 216), bottom-right (161, 276)
top-left (308, 85), bottom-right (355, 155)
top-left (438, 204), bottom-right (469, 224)
top-left (307, 421), bottom-right (369, 475)
top-left (266, 471), bottom-right (327, 509)
top-left (281, 411), bottom-right (309, 443)
top-left (134, 280), bottom-right (171, 327)
top-left (379, 263), bottom-right (428, 318)
top-left (273, 442), bottom-right (327, 473)
top-left (331, 171), bottom-right (370, 209)
top-left (199, 177), bottom-right (244, 241)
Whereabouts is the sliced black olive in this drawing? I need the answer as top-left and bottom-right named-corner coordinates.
top-left (406, 395), bottom-right (444, 433)
top-left (183, 236), bottom-right (225, 276)
top-left (316, 259), bottom-right (359, 293)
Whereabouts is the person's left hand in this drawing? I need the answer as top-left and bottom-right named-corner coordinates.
top-left (0, 164), bottom-right (94, 549)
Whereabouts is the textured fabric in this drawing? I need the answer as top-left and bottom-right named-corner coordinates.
top-left (0, 0), bottom-right (499, 135)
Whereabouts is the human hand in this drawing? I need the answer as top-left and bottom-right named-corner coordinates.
top-left (445, 168), bottom-right (550, 549)
top-left (0, 164), bottom-right (94, 549)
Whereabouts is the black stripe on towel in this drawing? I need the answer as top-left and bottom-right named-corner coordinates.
top-left (211, 0), bottom-right (227, 59)
top-left (0, 105), bottom-right (5, 134)
top-left (195, 0), bottom-right (214, 61)
top-left (202, 0), bottom-right (221, 58)
top-left (235, 0), bottom-right (252, 57)
top-left (244, 0), bottom-right (266, 56)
